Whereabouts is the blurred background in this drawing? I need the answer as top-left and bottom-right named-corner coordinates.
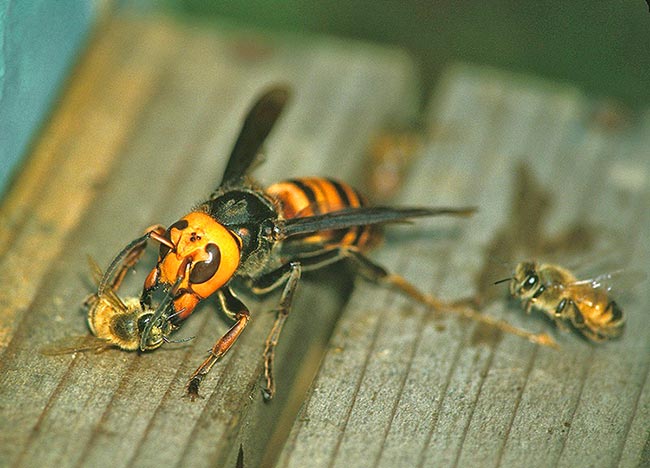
top-left (1, 0), bottom-right (649, 197)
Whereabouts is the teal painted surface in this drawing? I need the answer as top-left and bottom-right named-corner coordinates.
top-left (0, 0), bottom-right (95, 196)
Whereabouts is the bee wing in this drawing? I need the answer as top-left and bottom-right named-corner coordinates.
top-left (86, 255), bottom-right (129, 312)
top-left (87, 255), bottom-right (104, 286)
top-left (40, 335), bottom-right (114, 355)
top-left (219, 86), bottom-right (291, 187)
top-left (570, 269), bottom-right (647, 293)
top-left (280, 205), bottom-right (476, 238)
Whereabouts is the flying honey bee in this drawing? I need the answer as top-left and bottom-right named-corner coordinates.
top-left (496, 261), bottom-right (627, 341)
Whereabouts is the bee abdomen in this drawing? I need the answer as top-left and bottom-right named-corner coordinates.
top-left (266, 177), bottom-right (376, 250)
top-left (583, 300), bottom-right (625, 341)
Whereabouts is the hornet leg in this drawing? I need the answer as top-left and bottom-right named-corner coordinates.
top-left (309, 245), bottom-right (558, 349)
top-left (99, 224), bottom-right (169, 298)
top-left (187, 287), bottom-right (250, 400)
top-left (250, 248), bottom-right (369, 400)
top-left (250, 248), bottom-right (361, 400)
top-left (251, 261), bottom-right (302, 401)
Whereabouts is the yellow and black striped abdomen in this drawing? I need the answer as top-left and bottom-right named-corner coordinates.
top-left (266, 177), bottom-right (378, 252)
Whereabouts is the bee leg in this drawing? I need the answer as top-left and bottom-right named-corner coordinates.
top-left (186, 287), bottom-right (250, 400)
top-left (607, 301), bottom-right (624, 324)
top-left (548, 298), bottom-right (572, 333)
top-left (579, 328), bottom-right (603, 342)
top-left (524, 299), bottom-right (535, 314)
top-left (552, 318), bottom-right (569, 333)
top-left (251, 262), bottom-right (302, 401)
top-left (554, 298), bottom-right (568, 319)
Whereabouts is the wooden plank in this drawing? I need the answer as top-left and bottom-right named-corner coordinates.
top-left (277, 65), bottom-right (650, 467)
top-left (0, 17), bottom-right (176, 350)
top-left (0, 14), bottom-right (420, 468)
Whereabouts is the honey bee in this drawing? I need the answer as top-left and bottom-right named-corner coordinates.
top-left (497, 261), bottom-right (626, 341)
top-left (42, 257), bottom-right (178, 355)
top-left (85, 257), bottom-right (177, 351)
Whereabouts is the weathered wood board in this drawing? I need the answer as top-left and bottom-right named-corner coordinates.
top-left (277, 66), bottom-right (650, 467)
top-left (2, 12), bottom-right (649, 468)
top-left (0, 14), bottom-right (420, 468)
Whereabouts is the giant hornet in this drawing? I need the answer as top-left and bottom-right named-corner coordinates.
top-left (97, 86), bottom-right (553, 400)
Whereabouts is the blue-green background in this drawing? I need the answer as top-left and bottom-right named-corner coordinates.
top-left (0, 0), bottom-right (95, 197)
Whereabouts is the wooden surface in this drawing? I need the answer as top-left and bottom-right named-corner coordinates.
top-left (1, 13), bottom-right (650, 468)
top-left (0, 14), bottom-right (419, 468)
top-left (278, 67), bottom-right (650, 467)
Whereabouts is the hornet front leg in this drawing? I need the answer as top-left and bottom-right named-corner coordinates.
top-left (187, 286), bottom-right (250, 400)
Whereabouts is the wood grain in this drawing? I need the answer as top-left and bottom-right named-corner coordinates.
top-left (0, 14), bottom-right (419, 468)
top-left (278, 65), bottom-right (650, 468)
top-left (2, 13), bottom-right (649, 468)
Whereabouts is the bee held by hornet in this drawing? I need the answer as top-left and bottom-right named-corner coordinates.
top-left (42, 255), bottom-right (181, 356)
top-left (496, 261), bottom-right (629, 342)
top-left (87, 85), bottom-right (554, 401)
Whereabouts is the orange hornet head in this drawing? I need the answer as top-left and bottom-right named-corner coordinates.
top-left (144, 211), bottom-right (242, 320)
